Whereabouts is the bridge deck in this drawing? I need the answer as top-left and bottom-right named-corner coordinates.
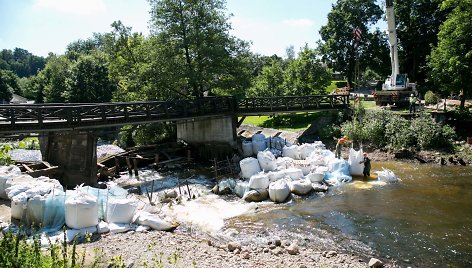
top-left (0, 95), bottom-right (349, 135)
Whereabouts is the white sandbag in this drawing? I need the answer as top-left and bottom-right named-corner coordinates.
top-left (306, 172), bottom-right (324, 183)
top-left (243, 189), bottom-right (269, 202)
top-left (348, 148), bottom-right (364, 175)
top-left (312, 141), bottom-right (326, 150)
top-left (376, 168), bottom-right (398, 183)
top-left (299, 144), bottom-right (316, 160)
top-left (307, 152), bottom-right (326, 166)
top-left (269, 136), bottom-right (286, 151)
top-left (233, 181), bottom-right (250, 198)
top-left (133, 211), bottom-right (176, 231)
top-left (252, 140), bottom-right (267, 155)
top-left (108, 222), bottom-right (133, 234)
top-left (26, 195), bottom-right (47, 226)
top-left (257, 150), bottom-right (277, 172)
top-left (292, 160), bottom-right (312, 175)
top-left (97, 221), bottom-right (110, 234)
top-left (11, 192), bottom-right (28, 220)
top-left (248, 173), bottom-right (270, 190)
top-left (105, 198), bottom-right (138, 224)
top-left (65, 189), bottom-right (99, 229)
top-left (283, 145), bottom-right (300, 159)
top-left (0, 166), bottom-right (22, 198)
top-left (327, 158), bottom-right (350, 175)
top-left (267, 170), bottom-right (285, 182)
top-left (135, 225), bottom-right (151, 232)
top-left (4, 174), bottom-right (35, 199)
top-left (66, 226), bottom-right (97, 242)
top-left (268, 179), bottom-right (290, 203)
top-left (242, 141), bottom-right (253, 157)
top-left (325, 172), bottom-right (352, 186)
top-left (315, 166), bottom-right (329, 173)
top-left (252, 133), bottom-right (266, 142)
top-left (276, 157), bottom-right (294, 169)
top-left (284, 168), bottom-right (304, 180)
top-left (288, 178), bottom-right (313, 195)
top-left (240, 157), bottom-right (261, 179)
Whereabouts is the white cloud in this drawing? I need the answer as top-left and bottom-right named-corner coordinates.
top-left (282, 18), bottom-right (315, 28)
top-left (34, 0), bottom-right (106, 16)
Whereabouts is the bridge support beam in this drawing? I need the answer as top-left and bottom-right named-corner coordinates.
top-left (39, 131), bottom-right (97, 188)
top-left (176, 116), bottom-right (237, 159)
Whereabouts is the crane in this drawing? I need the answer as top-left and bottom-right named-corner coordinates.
top-left (374, 0), bottom-right (416, 105)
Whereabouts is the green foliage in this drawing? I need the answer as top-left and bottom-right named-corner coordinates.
top-left (284, 46), bottom-right (331, 95)
top-left (148, 0), bottom-right (251, 97)
top-left (428, 0), bottom-right (472, 108)
top-left (0, 69), bottom-right (19, 102)
top-left (424, 90), bottom-right (440, 105)
top-left (0, 48), bottom-right (46, 78)
top-left (340, 110), bottom-right (456, 151)
top-left (395, 0), bottom-right (446, 83)
top-left (318, 0), bottom-right (386, 84)
top-left (41, 55), bottom-right (71, 103)
top-left (0, 143), bottom-right (13, 165)
top-left (247, 59), bottom-right (285, 97)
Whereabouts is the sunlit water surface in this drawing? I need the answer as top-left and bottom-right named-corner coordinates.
top-left (227, 162), bottom-right (472, 267)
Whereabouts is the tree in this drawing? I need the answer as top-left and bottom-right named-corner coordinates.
top-left (0, 48), bottom-right (46, 77)
top-left (394, 0), bottom-right (447, 84)
top-left (148, 0), bottom-right (251, 97)
top-left (64, 53), bottom-right (115, 103)
top-left (429, 0), bottom-right (472, 109)
top-left (284, 46), bottom-right (331, 96)
top-left (247, 59), bottom-right (285, 97)
top-left (318, 0), bottom-right (383, 86)
top-left (0, 70), bottom-right (19, 102)
top-left (41, 55), bottom-right (71, 103)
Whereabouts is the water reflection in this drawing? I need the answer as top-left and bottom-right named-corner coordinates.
top-left (231, 162), bottom-right (472, 267)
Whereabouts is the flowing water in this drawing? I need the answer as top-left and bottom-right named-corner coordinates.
top-left (228, 162), bottom-right (472, 267)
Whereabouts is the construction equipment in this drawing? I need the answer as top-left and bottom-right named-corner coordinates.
top-left (374, 0), bottom-right (416, 106)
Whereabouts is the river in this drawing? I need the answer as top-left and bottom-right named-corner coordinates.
top-left (226, 162), bottom-right (472, 267)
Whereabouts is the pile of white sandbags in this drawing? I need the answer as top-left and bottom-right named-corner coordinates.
top-left (65, 188), bottom-right (99, 229)
top-left (0, 165), bottom-right (22, 199)
top-left (233, 140), bottom-right (374, 203)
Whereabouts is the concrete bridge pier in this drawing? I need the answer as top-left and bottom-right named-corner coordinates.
top-left (176, 115), bottom-right (237, 159)
top-left (39, 131), bottom-right (97, 188)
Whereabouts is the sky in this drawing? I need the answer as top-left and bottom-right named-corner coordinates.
top-left (0, 0), bottom-right (342, 57)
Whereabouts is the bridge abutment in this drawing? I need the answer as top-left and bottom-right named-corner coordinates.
top-left (39, 131), bottom-right (97, 188)
top-left (176, 116), bottom-right (237, 159)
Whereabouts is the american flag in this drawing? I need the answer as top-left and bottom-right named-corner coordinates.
top-left (353, 27), bottom-right (362, 42)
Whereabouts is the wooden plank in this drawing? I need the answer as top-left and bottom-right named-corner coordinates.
top-left (27, 166), bottom-right (62, 177)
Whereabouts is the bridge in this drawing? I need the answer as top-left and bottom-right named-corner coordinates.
top-left (0, 95), bottom-right (349, 134)
top-left (0, 95), bottom-right (349, 187)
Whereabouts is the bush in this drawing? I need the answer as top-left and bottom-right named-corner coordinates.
top-left (424, 90), bottom-right (440, 105)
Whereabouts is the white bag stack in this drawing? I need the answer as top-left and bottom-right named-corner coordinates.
top-left (282, 145), bottom-right (300, 160)
top-left (267, 170), bottom-right (285, 182)
top-left (248, 173), bottom-right (270, 190)
top-left (240, 157), bottom-right (261, 179)
top-left (268, 179), bottom-right (290, 203)
top-left (348, 148), bottom-right (364, 175)
top-left (299, 144), bottom-right (316, 160)
top-left (242, 141), bottom-right (253, 157)
top-left (257, 150), bottom-right (277, 172)
top-left (292, 160), bottom-right (311, 175)
top-left (288, 178), bottom-right (313, 195)
top-left (105, 198), bottom-right (138, 224)
top-left (65, 189), bottom-right (99, 229)
top-left (284, 168), bottom-right (304, 180)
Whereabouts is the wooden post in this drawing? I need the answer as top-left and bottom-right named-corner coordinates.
top-left (114, 157), bottom-right (120, 176)
top-left (133, 158), bottom-right (139, 176)
top-left (126, 157), bottom-right (132, 175)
